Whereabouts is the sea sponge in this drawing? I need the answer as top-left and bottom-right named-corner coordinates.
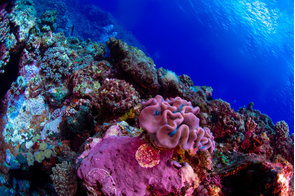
top-left (34, 151), bottom-right (45, 163)
top-left (27, 152), bottom-right (34, 166)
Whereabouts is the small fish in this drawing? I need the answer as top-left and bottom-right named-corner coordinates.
top-left (70, 25), bottom-right (74, 37)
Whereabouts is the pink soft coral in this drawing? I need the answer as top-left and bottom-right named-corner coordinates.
top-left (139, 95), bottom-right (215, 154)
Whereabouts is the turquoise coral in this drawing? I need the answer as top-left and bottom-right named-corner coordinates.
top-left (0, 9), bottom-right (9, 43)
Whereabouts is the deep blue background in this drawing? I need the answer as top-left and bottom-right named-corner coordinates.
top-left (86, 0), bottom-right (294, 132)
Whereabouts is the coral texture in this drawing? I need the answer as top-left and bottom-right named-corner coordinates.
top-left (0, 9), bottom-right (10, 73)
top-left (0, 9), bottom-right (9, 43)
top-left (98, 78), bottom-right (141, 114)
top-left (50, 161), bottom-right (78, 196)
top-left (38, 10), bottom-right (57, 31)
top-left (106, 37), bottom-right (160, 96)
top-left (139, 95), bottom-right (215, 154)
top-left (77, 136), bottom-right (189, 196)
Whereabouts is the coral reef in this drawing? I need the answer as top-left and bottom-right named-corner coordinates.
top-left (107, 37), bottom-right (160, 96)
top-left (0, 1), bottom-right (292, 195)
top-left (38, 10), bottom-right (57, 31)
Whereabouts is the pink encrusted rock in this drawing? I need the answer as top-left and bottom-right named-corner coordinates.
top-left (77, 136), bottom-right (185, 195)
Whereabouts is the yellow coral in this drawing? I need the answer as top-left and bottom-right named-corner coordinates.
top-left (135, 143), bottom-right (160, 168)
top-left (34, 151), bottom-right (45, 163)
top-left (44, 149), bottom-right (53, 158)
top-left (172, 146), bottom-right (188, 163)
top-left (27, 152), bottom-right (34, 166)
top-left (207, 184), bottom-right (221, 196)
top-left (120, 108), bottom-right (135, 121)
top-left (39, 142), bottom-right (47, 150)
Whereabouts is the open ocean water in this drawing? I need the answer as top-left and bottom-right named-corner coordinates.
top-left (88, 0), bottom-right (294, 133)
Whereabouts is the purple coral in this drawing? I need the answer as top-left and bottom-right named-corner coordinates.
top-left (139, 95), bottom-right (215, 154)
top-left (77, 136), bottom-right (184, 195)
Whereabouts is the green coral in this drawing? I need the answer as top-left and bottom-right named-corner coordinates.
top-left (219, 152), bottom-right (230, 166)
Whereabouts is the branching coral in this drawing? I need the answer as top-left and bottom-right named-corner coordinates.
top-left (139, 95), bottom-right (215, 154)
top-left (40, 46), bottom-right (74, 83)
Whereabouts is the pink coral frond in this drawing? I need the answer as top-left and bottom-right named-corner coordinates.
top-left (139, 95), bottom-right (215, 153)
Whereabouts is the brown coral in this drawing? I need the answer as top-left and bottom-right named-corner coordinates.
top-left (50, 161), bottom-right (78, 196)
top-left (274, 121), bottom-right (293, 164)
top-left (106, 37), bottom-right (160, 97)
top-left (98, 78), bottom-right (141, 115)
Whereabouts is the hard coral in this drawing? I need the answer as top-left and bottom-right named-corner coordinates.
top-left (51, 161), bottom-right (78, 196)
top-left (135, 143), bottom-right (161, 168)
top-left (40, 46), bottom-right (74, 84)
top-left (72, 60), bottom-right (112, 105)
top-left (60, 99), bottom-right (93, 137)
top-left (106, 37), bottom-right (160, 96)
top-left (274, 121), bottom-right (293, 164)
top-left (139, 95), bottom-right (215, 154)
top-left (38, 10), bottom-right (57, 32)
top-left (0, 9), bottom-right (10, 73)
top-left (0, 9), bottom-right (9, 43)
top-left (9, 0), bottom-right (37, 43)
top-left (98, 78), bottom-right (141, 115)
top-left (67, 37), bottom-right (107, 61)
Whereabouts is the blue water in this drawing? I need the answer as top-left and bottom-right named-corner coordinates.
top-left (86, 0), bottom-right (294, 133)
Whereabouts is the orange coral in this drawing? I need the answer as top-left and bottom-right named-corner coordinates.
top-left (135, 143), bottom-right (160, 168)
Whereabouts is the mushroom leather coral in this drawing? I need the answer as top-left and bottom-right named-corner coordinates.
top-left (139, 95), bottom-right (215, 154)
